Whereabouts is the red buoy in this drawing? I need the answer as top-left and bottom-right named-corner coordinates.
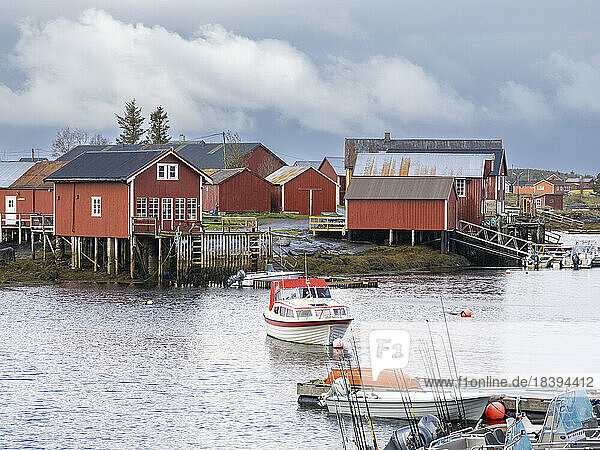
top-left (460, 309), bottom-right (472, 318)
top-left (485, 402), bottom-right (505, 421)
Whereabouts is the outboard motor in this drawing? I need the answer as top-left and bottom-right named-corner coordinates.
top-left (572, 252), bottom-right (580, 270)
top-left (418, 415), bottom-right (444, 447)
top-left (384, 425), bottom-right (426, 450)
top-left (226, 269), bottom-right (246, 287)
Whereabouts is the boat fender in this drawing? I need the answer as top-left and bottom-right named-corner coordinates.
top-left (332, 338), bottom-right (344, 349)
top-left (485, 401), bottom-right (506, 421)
top-left (460, 309), bottom-right (471, 318)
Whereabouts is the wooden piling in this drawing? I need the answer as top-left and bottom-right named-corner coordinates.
top-left (130, 236), bottom-right (135, 279)
top-left (158, 237), bottom-right (162, 285)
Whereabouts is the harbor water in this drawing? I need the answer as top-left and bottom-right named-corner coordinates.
top-left (2, 249), bottom-right (600, 447)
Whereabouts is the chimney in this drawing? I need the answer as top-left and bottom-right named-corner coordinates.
top-left (384, 132), bottom-right (391, 142)
top-left (179, 134), bottom-right (185, 142)
top-left (31, 148), bottom-right (35, 161)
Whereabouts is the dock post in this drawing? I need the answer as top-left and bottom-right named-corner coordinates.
top-left (389, 229), bottom-right (393, 245)
top-left (411, 230), bottom-right (415, 246)
top-left (94, 237), bottom-right (98, 272)
top-left (130, 236), bottom-right (136, 279)
top-left (71, 236), bottom-right (76, 269)
top-left (31, 231), bottom-right (36, 260)
top-left (77, 237), bottom-right (82, 269)
top-left (441, 231), bottom-right (448, 255)
top-left (18, 214), bottom-right (22, 245)
top-left (158, 237), bottom-right (163, 285)
top-left (42, 231), bottom-right (46, 261)
top-left (114, 238), bottom-right (119, 275)
top-left (106, 237), bottom-right (112, 275)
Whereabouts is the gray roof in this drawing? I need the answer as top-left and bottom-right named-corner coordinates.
top-left (294, 160), bottom-right (320, 170)
top-left (323, 156), bottom-right (345, 176)
top-left (46, 151), bottom-right (164, 181)
top-left (353, 152), bottom-right (494, 178)
top-left (0, 161), bottom-right (36, 187)
top-left (208, 168), bottom-right (245, 184)
top-left (57, 141), bottom-right (287, 169)
top-left (345, 177), bottom-right (454, 200)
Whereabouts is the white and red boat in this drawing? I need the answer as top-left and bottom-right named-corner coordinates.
top-left (263, 278), bottom-right (353, 345)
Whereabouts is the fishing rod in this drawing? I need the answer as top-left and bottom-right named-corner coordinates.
top-left (422, 340), bottom-right (452, 431)
top-left (339, 351), bottom-right (368, 450)
top-left (349, 326), bottom-right (378, 450)
top-left (417, 342), bottom-right (446, 426)
top-left (392, 368), bottom-right (419, 439)
top-left (440, 296), bottom-right (467, 425)
top-left (426, 319), bottom-right (453, 428)
top-left (326, 360), bottom-right (348, 450)
top-left (440, 334), bottom-right (466, 428)
top-left (343, 345), bottom-right (369, 450)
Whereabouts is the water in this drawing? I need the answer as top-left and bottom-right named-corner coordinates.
top-left (1, 261), bottom-right (599, 448)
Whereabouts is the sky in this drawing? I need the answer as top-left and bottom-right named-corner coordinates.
top-left (0, 1), bottom-right (599, 173)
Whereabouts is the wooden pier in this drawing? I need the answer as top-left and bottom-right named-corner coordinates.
top-left (308, 216), bottom-right (346, 235)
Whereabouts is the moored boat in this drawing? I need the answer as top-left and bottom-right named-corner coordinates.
top-left (263, 278), bottom-right (353, 345)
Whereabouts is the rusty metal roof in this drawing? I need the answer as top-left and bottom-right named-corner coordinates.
top-left (265, 165), bottom-right (309, 184)
top-left (345, 176), bottom-right (454, 200)
top-left (353, 152), bottom-right (493, 178)
top-left (0, 161), bottom-right (36, 188)
top-left (10, 161), bottom-right (68, 189)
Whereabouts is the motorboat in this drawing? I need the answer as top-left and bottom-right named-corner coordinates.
top-left (563, 244), bottom-right (594, 269)
top-left (227, 264), bottom-right (304, 287)
top-left (323, 387), bottom-right (490, 422)
top-left (263, 278), bottom-right (353, 345)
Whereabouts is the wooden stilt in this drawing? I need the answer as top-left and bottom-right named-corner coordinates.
top-left (114, 238), bottom-right (119, 275)
top-left (106, 237), bottom-right (112, 275)
top-left (42, 231), bottom-right (46, 261)
top-left (130, 236), bottom-right (136, 279)
top-left (18, 214), bottom-right (22, 245)
top-left (158, 237), bottom-right (162, 285)
top-left (94, 237), bottom-right (98, 272)
top-left (71, 236), bottom-right (76, 269)
top-left (31, 231), bottom-right (36, 259)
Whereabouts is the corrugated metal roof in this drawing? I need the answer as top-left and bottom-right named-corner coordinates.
top-left (266, 165), bottom-right (309, 184)
top-left (10, 161), bottom-right (68, 189)
top-left (293, 160), bottom-right (320, 170)
top-left (208, 168), bottom-right (245, 184)
top-left (345, 177), bottom-right (454, 200)
top-left (324, 156), bottom-right (345, 176)
top-left (353, 152), bottom-right (493, 178)
top-left (566, 177), bottom-right (593, 183)
top-left (0, 162), bottom-right (36, 188)
top-left (47, 151), bottom-right (164, 181)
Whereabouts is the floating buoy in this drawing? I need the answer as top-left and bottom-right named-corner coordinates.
top-left (505, 270), bottom-right (511, 274)
top-left (143, 300), bottom-right (153, 305)
top-left (485, 401), bottom-right (506, 420)
top-left (332, 338), bottom-right (344, 349)
top-left (460, 309), bottom-right (472, 318)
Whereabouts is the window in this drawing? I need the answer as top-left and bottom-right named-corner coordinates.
top-left (455, 179), bottom-right (466, 197)
top-left (136, 197), bottom-right (147, 217)
top-left (175, 198), bottom-right (185, 221)
top-left (187, 198), bottom-right (198, 221)
top-left (157, 163), bottom-right (178, 180)
top-left (91, 197), bottom-right (101, 217)
top-left (535, 199), bottom-right (542, 207)
top-left (148, 198), bottom-right (159, 218)
top-left (296, 310), bottom-right (313, 318)
top-left (162, 198), bottom-right (173, 220)
top-left (273, 306), bottom-right (279, 314)
top-left (333, 308), bottom-right (346, 317)
top-left (537, 185), bottom-right (543, 190)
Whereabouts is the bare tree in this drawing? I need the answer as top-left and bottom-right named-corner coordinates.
top-left (223, 131), bottom-right (246, 169)
top-left (89, 133), bottom-right (110, 145)
top-left (52, 127), bottom-right (88, 158)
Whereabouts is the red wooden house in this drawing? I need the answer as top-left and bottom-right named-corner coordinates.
top-left (202, 168), bottom-right (273, 212)
top-left (345, 177), bottom-right (457, 231)
top-left (46, 149), bottom-right (211, 239)
top-left (266, 166), bottom-right (337, 215)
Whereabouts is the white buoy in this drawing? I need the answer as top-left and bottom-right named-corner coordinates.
top-left (332, 338), bottom-right (344, 349)
top-left (145, 300), bottom-right (153, 305)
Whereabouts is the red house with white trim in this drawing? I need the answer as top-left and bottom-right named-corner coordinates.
top-left (202, 168), bottom-right (274, 212)
top-left (46, 149), bottom-right (211, 238)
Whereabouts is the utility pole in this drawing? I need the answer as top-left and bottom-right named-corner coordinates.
top-left (31, 148), bottom-right (35, 162)
top-left (298, 188), bottom-right (322, 216)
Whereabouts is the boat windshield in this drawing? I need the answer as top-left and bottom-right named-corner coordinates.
top-left (506, 417), bottom-right (527, 444)
top-left (505, 430), bottom-right (532, 450)
top-left (539, 389), bottom-right (591, 443)
top-left (276, 288), bottom-right (299, 301)
top-left (300, 287), bottom-right (331, 299)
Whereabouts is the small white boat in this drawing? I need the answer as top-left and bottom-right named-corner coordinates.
top-left (240, 269), bottom-right (304, 287)
top-left (263, 278), bottom-right (352, 345)
top-left (323, 389), bottom-right (490, 422)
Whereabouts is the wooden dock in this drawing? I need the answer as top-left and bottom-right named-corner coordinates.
top-left (309, 216), bottom-right (346, 235)
top-left (252, 278), bottom-right (378, 289)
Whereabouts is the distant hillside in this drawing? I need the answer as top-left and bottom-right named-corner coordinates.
top-left (507, 168), bottom-right (582, 184)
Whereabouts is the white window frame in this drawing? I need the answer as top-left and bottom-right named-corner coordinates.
top-left (187, 198), bottom-right (198, 221)
top-left (535, 198), bottom-right (542, 207)
top-left (91, 196), bottom-right (101, 217)
top-left (148, 198), bottom-right (159, 218)
top-left (157, 163), bottom-right (178, 180)
top-left (136, 197), bottom-right (147, 217)
top-left (162, 198), bottom-right (173, 221)
top-left (175, 198), bottom-right (185, 221)
top-left (537, 185), bottom-right (544, 190)
top-left (455, 178), bottom-right (466, 197)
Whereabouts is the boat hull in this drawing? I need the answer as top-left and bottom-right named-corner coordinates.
top-left (325, 393), bottom-right (489, 422)
top-left (264, 316), bottom-right (351, 345)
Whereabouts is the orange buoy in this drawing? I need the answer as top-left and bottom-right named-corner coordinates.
top-left (506, 270), bottom-right (511, 274)
top-left (485, 401), bottom-right (505, 421)
top-left (460, 309), bottom-right (472, 318)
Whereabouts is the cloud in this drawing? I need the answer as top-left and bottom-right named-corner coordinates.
top-left (497, 80), bottom-right (553, 123)
top-left (543, 52), bottom-right (600, 115)
top-left (0, 9), bottom-right (475, 135)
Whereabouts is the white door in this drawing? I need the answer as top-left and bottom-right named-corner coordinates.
top-left (5, 196), bottom-right (16, 225)
top-left (161, 198), bottom-right (173, 230)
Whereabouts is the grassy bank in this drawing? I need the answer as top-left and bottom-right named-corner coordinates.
top-left (0, 258), bottom-right (132, 284)
top-left (299, 245), bottom-right (469, 276)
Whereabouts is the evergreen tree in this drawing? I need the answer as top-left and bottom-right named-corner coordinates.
top-left (115, 98), bottom-right (145, 144)
top-left (148, 106), bottom-right (171, 144)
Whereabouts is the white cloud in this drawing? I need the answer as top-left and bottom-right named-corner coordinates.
top-left (544, 52), bottom-right (600, 115)
top-left (0, 9), bottom-right (475, 135)
top-left (497, 80), bottom-right (553, 123)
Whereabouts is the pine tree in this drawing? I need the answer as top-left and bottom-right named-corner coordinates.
top-left (148, 106), bottom-right (171, 144)
top-left (115, 98), bottom-right (145, 144)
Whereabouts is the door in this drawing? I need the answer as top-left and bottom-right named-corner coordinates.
top-left (5, 196), bottom-right (16, 225)
top-left (161, 198), bottom-right (173, 231)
